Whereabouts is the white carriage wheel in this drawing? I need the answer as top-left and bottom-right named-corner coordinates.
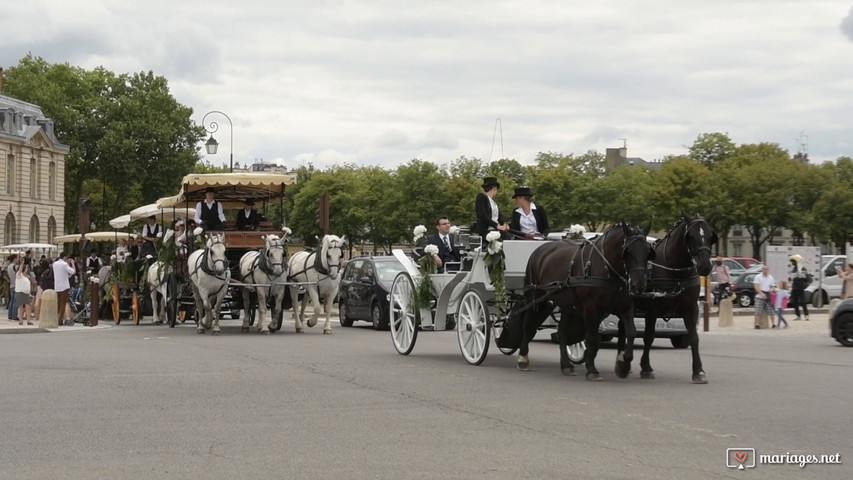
top-left (456, 290), bottom-right (490, 365)
top-left (390, 272), bottom-right (418, 355)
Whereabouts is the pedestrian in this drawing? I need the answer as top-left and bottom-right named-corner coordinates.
top-left (35, 258), bottom-right (54, 321)
top-left (6, 254), bottom-right (20, 321)
top-left (773, 280), bottom-right (790, 329)
top-left (836, 263), bottom-right (853, 299)
top-left (53, 252), bottom-right (76, 325)
top-left (15, 262), bottom-right (35, 325)
top-left (789, 256), bottom-right (811, 321)
top-left (712, 256), bottom-right (733, 306)
top-left (753, 265), bottom-right (775, 329)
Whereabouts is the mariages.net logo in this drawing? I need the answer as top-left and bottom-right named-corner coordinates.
top-left (727, 448), bottom-right (842, 470)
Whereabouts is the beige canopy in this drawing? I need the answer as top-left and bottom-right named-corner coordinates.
top-left (158, 172), bottom-right (296, 207)
top-left (53, 232), bottom-right (137, 243)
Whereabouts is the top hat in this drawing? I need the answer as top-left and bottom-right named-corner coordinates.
top-left (244, 199), bottom-right (255, 206)
top-left (205, 187), bottom-right (215, 193)
top-left (481, 177), bottom-right (500, 189)
top-left (147, 215), bottom-right (156, 221)
top-left (512, 186), bottom-right (533, 198)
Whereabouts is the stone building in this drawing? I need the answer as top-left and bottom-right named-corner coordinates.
top-left (0, 91), bottom-right (69, 246)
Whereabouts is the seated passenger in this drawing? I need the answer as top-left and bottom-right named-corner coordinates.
top-left (509, 186), bottom-right (549, 240)
top-left (426, 216), bottom-right (461, 273)
top-left (236, 199), bottom-right (260, 231)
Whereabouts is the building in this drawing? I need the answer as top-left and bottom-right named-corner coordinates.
top-left (0, 90), bottom-right (69, 246)
top-left (604, 146), bottom-right (664, 171)
top-left (232, 160), bottom-right (291, 175)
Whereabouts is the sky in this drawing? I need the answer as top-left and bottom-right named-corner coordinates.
top-left (2, 0), bottom-right (853, 171)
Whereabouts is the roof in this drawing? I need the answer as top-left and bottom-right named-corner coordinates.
top-left (159, 172), bottom-right (297, 206)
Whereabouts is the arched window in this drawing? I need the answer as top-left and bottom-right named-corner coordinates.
top-left (48, 161), bottom-right (56, 200)
top-left (29, 215), bottom-right (40, 243)
top-left (47, 216), bottom-right (57, 244)
top-left (4, 212), bottom-right (15, 245)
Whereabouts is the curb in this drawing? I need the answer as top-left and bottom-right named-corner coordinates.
top-left (0, 327), bottom-right (50, 334)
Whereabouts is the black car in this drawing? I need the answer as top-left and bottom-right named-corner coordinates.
top-left (830, 298), bottom-right (853, 347)
top-left (338, 256), bottom-right (405, 330)
top-left (729, 265), bottom-right (764, 308)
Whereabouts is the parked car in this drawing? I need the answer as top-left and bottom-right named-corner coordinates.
top-left (598, 312), bottom-right (690, 348)
top-left (829, 298), bottom-right (853, 346)
top-left (805, 255), bottom-right (847, 308)
top-left (729, 264), bottom-right (765, 308)
top-left (338, 255), bottom-right (406, 330)
top-left (729, 256), bottom-right (762, 270)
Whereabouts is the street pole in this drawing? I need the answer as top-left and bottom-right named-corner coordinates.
top-left (202, 110), bottom-right (233, 172)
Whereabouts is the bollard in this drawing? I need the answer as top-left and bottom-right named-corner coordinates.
top-left (89, 280), bottom-right (99, 326)
top-left (39, 290), bottom-right (59, 329)
top-left (759, 312), bottom-right (771, 329)
top-left (718, 297), bottom-right (734, 327)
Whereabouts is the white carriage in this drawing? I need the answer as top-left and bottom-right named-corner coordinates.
top-left (388, 236), bottom-right (586, 366)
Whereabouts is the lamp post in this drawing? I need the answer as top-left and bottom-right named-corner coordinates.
top-left (202, 110), bottom-right (233, 172)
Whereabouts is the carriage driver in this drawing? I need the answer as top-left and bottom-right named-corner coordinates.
top-left (194, 187), bottom-right (227, 231)
top-left (141, 215), bottom-right (162, 258)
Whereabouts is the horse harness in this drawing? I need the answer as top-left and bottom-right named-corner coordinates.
top-left (249, 244), bottom-right (286, 280)
top-left (640, 217), bottom-right (711, 299)
top-left (287, 244), bottom-right (341, 283)
top-left (194, 237), bottom-right (230, 297)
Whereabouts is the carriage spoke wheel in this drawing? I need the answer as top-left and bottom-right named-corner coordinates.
top-left (566, 341), bottom-right (586, 365)
top-left (111, 284), bottom-right (121, 325)
top-left (131, 292), bottom-right (140, 325)
top-left (166, 275), bottom-right (178, 328)
top-left (390, 272), bottom-right (418, 355)
top-left (457, 290), bottom-right (490, 365)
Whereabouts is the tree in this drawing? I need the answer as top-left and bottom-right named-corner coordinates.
top-left (651, 157), bottom-right (714, 230)
top-left (688, 132), bottom-right (736, 169)
top-left (4, 55), bottom-right (203, 231)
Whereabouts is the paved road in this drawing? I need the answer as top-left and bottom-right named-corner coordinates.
top-left (0, 316), bottom-right (849, 480)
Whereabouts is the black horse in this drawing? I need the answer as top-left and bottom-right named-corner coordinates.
top-left (627, 213), bottom-right (716, 383)
top-left (518, 222), bottom-right (654, 380)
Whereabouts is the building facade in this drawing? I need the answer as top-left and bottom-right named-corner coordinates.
top-left (0, 93), bottom-right (69, 246)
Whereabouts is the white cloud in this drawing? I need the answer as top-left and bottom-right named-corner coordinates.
top-left (2, 0), bottom-right (853, 169)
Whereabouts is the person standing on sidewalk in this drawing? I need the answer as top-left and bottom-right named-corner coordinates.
top-left (773, 281), bottom-right (790, 329)
top-left (753, 265), bottom-right (775, 329)
top-left (53, 252), bottom-right (76, 325)
top-left (6, 254), bottom-right (20, 321)
top-left (15, 262), bottom-right (35, 325)
top-left (789, 260), bottom-right (811, 321)
top-left (712, 257), bottom-right (733, 306)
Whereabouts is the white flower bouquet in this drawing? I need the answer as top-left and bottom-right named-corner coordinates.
top-left (413, 225), bottom-right (427, 243)
top-left (424, 244), bottom-right (439, 256)
top-left (568, 224), bottom-right (586, 240)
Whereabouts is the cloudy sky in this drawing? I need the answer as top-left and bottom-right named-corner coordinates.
top-left (2, 1), bottom-right (853, 170)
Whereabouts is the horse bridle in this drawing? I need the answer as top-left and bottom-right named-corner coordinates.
top-left (650, 217), bottom-right (713, 274)
top-left (200, 236), bottom-right (229, 277)
top-left (582, 228), bottom-right (647, 287)
top-left (258, 241), bottom-right (286, 277)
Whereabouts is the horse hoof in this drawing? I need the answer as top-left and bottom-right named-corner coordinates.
top-left (517, 357), bottom-right (530, 371)
top-left (561, 367), bottom-right (576, 376)
top-left (640, 371), bottom-right (656, 380)
top-left (323, 329), bottom-right (332, 335)
top-left (692, 372), bottom-right (709, 384)
top-left (212, 330), bottom-right (221, 336)
top-left (307, 319), bottom-right (318, 328)
top-left (197, 329), bottom-right (205, 335)
top-left (296, 328), bottom-right (304, 333)
top-left (241, 327), bottom-right (249, 333)
top-left (615, 362), bottom-right (630, 379)
top-left (260, 330), bottom-right (270, 335)
top-left (585, 372), bottom-right (603, 381)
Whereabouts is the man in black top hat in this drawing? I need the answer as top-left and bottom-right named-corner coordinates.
top-left (194, 187), bottom-right (226, 231)
top-left (473, 176), bottom-right (509, 239)
top-left (236, 199), bottom-right (260, 231)
top-left (141, 215), bottom-right (162, 257)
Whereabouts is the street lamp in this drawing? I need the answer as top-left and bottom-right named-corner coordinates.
top-left (202, 110), bottom-right (233, 172)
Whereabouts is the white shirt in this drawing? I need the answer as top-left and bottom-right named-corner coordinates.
top-left (15, 271), bottom-right (31, 293)
top-left (515, 203), bottom-right (539, 234)
top-left (53, 259), bottom-right (75, 292)
top-left (754, 273), bottom-right (775, 292)
top-left (488, 196), bottom-right (499, 224)
top-left (194, 200), bottom-right (226, 224)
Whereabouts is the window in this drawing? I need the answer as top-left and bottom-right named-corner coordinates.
top-left (733, 244), bottom-right (742, 256)
top-left (30, 158), bottom-right (38, 199)
top-left (29, 215), bottom-right (40, 243)
top-left (5, 153), bottom-right (14, 195)
top-left (3, 213), bottom-right (15, 245)
top-left (47, 216), bottom-right (57, 243)
top-left (48, 161), bottom-right (56, 200)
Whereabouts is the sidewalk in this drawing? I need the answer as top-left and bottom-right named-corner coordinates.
top-left (0, 305), bottom-right (111, 334)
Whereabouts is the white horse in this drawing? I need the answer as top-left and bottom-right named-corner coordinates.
top-left (188, 233), bottom-right (231, 335)
top-left (146, 261), bottom-right (171, 325)
top-left (238, 235), bottom-right (287, 334)
top-left (287, 234), bottom-right (344, 334)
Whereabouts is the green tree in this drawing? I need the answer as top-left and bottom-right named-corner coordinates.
top-left (651, 157), bottom-right (714, 230)
top-left (688, 132), bottom-right (736, 169)
top-left (4, 55), bottom-right (203, 231)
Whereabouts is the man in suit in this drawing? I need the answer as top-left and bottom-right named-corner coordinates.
top-left (236, 199), bottom-right (260, 231)
top-left (426, 216), bottom-right (461, 273)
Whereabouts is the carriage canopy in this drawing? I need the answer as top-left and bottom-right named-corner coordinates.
top-left (156, 172), bottom-right (296, 208)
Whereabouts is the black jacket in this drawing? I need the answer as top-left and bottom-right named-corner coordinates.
top-left (472, 192), bottom-right (506, 239)
top-left (426, 233), bottom-right (461, 273)
top-left (509, 203), bottom-right (550, 238)
top-left (236, 208), bottom-right (260, 230)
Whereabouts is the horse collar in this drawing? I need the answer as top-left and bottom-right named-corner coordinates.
top-left (314, 249), bottom-right (329, 275)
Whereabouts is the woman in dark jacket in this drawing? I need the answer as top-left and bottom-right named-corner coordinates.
top-left (509, 186), bottom-right (549, 239)
top-left (473, 177), bottom-right (509, 239)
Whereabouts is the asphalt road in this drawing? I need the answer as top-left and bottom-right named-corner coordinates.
top-left (0, 318), bottom-right (850, 480)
